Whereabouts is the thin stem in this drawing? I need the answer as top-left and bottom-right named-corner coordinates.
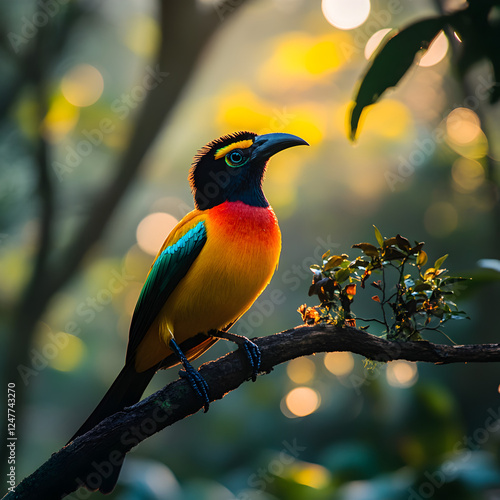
top-left (356, 317), bottom-right (387, 326)
top-left (380, 265), bottom-right (389, 330)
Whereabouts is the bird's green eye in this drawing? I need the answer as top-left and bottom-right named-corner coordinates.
top-left (225, 150), bottom-right (248, 168)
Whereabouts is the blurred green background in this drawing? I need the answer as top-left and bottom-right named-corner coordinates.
top-left (1, 0), bottom-right (500, 498)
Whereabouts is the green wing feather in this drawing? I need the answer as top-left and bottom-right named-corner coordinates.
top-left (126, 220), bottom-right (207, 362)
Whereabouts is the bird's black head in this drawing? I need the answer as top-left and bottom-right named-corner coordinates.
top-left (189, 131), bottom-right (308, 210)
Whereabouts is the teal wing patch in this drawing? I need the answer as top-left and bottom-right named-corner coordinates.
top-left (126, 220), bottom-right (207, 363)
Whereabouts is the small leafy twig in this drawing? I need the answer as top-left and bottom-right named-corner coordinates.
top-left (300, 226), bottom-right (470, 341)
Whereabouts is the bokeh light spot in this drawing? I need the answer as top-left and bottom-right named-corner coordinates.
top-left (266, 155), bottom-right (301, 218)
top-left (217, 88), bottom-right (275, 133)
top-left (42, 94), bottom-right (80, 143)
top-left (451, 157), bottom-right (485, 193)
top-left (61, 64), bottom-right (104, 107)
top-left (123, 283), bottom-right (143, 317)
top-left (284, 387), bottom-right (321, 417)
top-left (446, 129), bottom-right (489, 159)
top-left (267, 33), bottom-right (311, 76)
top-left (355, 99), bottom-right (412, 140)
top-left (322, 0), bottom-right (370, 30)
top-left (124, 244), bottom-right (153, 283)
top-left (424, 201), bottom-right (458, 237)
top-left (287, 357), bottom-right (316, 384)
top-left (136, 213), bottom-right (178, 256)
top-left (386, 361), bottom-right (418, 388)
top-left (35, 328), bottom-right (86, 372)
top-left (324, 351), bottom-right (354, 377)
top-left (446, 107), bottom-right (482, 145)
top-left (125, 15), bottom-right (160, 57)
top-left (305, 39), bottom-right (341, 74)
top-left (293, 463), bottom-right (331, 489)
top-left (284, 108), bottom-right (325, 145)
top-left (419, 31), bottom-right (449, 67)
top-left (50, 334), bottom-right (86, 372)
top-left (364, 28), bottom-right (392, 59)
top-left (258, 32), bottom-right (350, 93)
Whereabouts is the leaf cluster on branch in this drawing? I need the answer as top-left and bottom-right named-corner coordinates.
top-left (300, 227), bottom-right (470, 342)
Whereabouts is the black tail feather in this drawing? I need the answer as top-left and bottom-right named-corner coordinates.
top-left (67, 363), bottom-right (156, 493)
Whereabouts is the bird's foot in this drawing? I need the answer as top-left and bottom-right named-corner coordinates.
top-left (179, 367), bottom-right (210, 412)
top-left (242, 339), bottom-right (261, 382)
top-left (169, 338), bottom-right (210, 412)
top-left (208, 330), bottom-right (262, 382)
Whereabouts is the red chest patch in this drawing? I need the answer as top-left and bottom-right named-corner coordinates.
top-left (209, 201), bottom-right (280, 243)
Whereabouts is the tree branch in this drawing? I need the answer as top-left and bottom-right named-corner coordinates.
top-left (6, 324), bottom-right (500, 499)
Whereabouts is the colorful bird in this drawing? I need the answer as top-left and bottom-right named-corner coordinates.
top-left (68, 131), bottom-right (308, 492)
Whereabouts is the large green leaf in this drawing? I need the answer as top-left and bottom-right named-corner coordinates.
top-left (348, 17), bottom-right (447, 141)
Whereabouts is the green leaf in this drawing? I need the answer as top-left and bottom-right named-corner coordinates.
top-left (434, 254), bottom-right (449, 270)
top-left (411, 242), bottom-right (425, 255)
top-left (348, 17), bottom-right (446, 141)
top-left (423, 267), bottom-right (436, 280)
top-left (373, 225), bottom-right (384, 247)
top-left (440, 277), bottom-right (470, 291)
top-left (352, 242), bottom-right (379, 258)
top-left (349, 257), bottom-right (370, 269)
top-left (414, 282), bottom-right (433, 292)
top-left (382, 247), bottom-right (406, 261)
top-left (324, 255), bottom-right (344, 271)
top-left (451, 312), bottom-right (470, 320)
top-left (383, 236), bottom-right (398, 248)
top-left (432, 308), bottom-right (445, 319)
top-left (417, 250), bottom-right (428, 267)
top-left (335, 268), bottom-right (351, 283)
top-left (396, 234), bottom-right (411, 251)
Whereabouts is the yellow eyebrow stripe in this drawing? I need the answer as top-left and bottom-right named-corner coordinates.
top-left (214, 140), bottom-right (253, 160)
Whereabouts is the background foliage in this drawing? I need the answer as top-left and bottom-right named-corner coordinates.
top-left (1, 0), bottom-right (500, 498)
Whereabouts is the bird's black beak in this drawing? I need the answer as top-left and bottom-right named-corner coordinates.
top-left (252, 133), bottom-right (309, 161)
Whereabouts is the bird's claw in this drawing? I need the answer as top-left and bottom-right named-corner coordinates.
top-left (242, 339), bottom-right (261, 382)
top-left (179, 365), bottom-right (210, 412)
top-left (170, 337), bottom-right (210, 412)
